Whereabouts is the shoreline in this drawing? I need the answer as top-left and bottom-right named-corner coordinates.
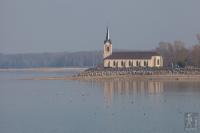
top-left (5, 67), bottom-right (199, 81)
top-left (0, 67), bottom-right (88, 72)
top-left (21, 74), bottom-right (200, 81)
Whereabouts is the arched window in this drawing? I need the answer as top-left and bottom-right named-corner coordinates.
top-left (157, 59), bottom-right (160, 65)
top-left (144, 61), bottom-right (148, 67)
top-left (108, 61), bottom-right (110, 67)
top-left (154, 58), bottom-right (156, 66)
top-left (136, 61), bottom-right (139, 67)
top-left (113, 61), bottom-right (116, 66)
top-left (123, 61), bottom-right (126, 67)
top-left (116, 61), bottom-right (118, 67)
top-left (128, 61), bottom-right (133, 67)
top-left (121, 61), bottom-right (123, 66)
top-left (106, 46), bottom-right (109, 52)
top-left (129, 61), bottom-right (131, 66)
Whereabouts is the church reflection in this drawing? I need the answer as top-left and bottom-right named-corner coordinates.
top-left (103, 79), bottom-right (164, 106)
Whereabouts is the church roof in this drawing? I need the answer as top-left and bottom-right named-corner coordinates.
top-left (104, 51), bottom-right (160, 60)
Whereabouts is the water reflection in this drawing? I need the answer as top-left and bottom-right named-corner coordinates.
top-left (1, 72), bottom-right (200, 133)
top-left (102, 79), bottom-right (164, 106)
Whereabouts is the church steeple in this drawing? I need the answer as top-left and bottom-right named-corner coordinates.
top-left (103, 27), bottom-right (112, 58)
top-left (104, 27), bottom-right (112, 44)
top-left (106, 27), bottom-right (110, 40)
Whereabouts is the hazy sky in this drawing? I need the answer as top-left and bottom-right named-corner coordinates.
top-left (1, 0), bottom-right (200, 53)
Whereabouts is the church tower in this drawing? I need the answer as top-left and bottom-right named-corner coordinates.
top-left (103, 27), bottom-right (112, 58)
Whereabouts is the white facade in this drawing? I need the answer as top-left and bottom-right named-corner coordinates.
top-left (104, 56), bottom-right (163, 68)
top-left (103, 42), bottom-right (112, 58)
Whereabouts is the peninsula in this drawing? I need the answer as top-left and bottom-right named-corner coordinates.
top-left (20, 28), bottom-right (200, 81)
top-left (22, 28), bottom-right (200, 81)
top-left (70, 28), bottom-right (200, 81)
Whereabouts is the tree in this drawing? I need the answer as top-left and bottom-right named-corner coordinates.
top-left (191, 45), bottom-right (200, 67)
top-left (196, 34), bottom-right (200, 45)
top-left (173, 41), bottom-right (189, 67)
top-left (156, 41), bottom-right (189, 67)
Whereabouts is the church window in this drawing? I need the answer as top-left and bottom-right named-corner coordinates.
top-left (121, 61), bottom-right (126, 67)
top-left (108, 61), bottom-right (110, 67)
top-left (154, 58), bottom-right (156, 66)
top-left (129, 61), bottom-right (133, 67)
top-left (144, 61), bottom-right (148, 67)
top-left (121, 61), bottom-right (123, 66)
top-left (157, 59), bottom-right (160, 65)
top-left (136, 61), bottom-right (139, 67)
top-left (107, 46), bottom-right (109, 52)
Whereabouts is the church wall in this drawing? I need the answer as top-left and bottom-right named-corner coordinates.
top-left (103, 55), bottom-right (163, 68)
top-left (150, 56), bottom-right (163, 67)
top-left (104, 58), bottom-right (163, 68)
top-left (103, 43), bottom-right (112, 58)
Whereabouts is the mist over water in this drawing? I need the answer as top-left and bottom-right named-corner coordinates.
top-left (0, 70), bottom-right (200, 133)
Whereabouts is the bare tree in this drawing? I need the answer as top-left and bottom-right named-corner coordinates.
top-left (173, 41), bottom-right (189, 67)
top-left (156, 41), bottom-right (189, 67)
top-left (191, 45), bottom-right (200, 67)
top-left (196, 34), bottom-right (200, 45)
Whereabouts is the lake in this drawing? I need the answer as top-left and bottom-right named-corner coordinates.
top-left (0, 69), bottom-right (200, 133)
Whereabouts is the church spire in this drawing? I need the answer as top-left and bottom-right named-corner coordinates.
top-left (104, 27), bottom-right (112, 44)
top-left (106, 27), bottom-right (110, 40)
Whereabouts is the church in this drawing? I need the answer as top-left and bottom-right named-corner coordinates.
top-left (103, 28), bottom-right (163, 68)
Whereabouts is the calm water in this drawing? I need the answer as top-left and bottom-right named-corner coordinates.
top-left (0, 70), bottom-right (200, 133)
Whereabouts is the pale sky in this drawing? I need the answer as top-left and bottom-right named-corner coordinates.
top-left (1, 0), bottom-right (200, 53)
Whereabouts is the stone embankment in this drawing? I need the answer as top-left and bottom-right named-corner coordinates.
top-left (74, 67), bottom-right (200, 81)
top-left (20, 67), bottom-right (200, 81)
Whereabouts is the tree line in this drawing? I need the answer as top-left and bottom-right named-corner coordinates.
top-left (0, 34), bottom-right (200, 68)
top-left (156, 34), bottom-right (200, 68)
top-left (0, 51), bottom-right (103, 68)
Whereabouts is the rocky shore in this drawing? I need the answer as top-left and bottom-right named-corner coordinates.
top-left (73, 67), bottom-right (200, 81)
top-left (20, 67), bottom-right (200, 81)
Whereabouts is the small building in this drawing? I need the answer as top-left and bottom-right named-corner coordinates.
top-left (103, 28), bottom-right (163, 68)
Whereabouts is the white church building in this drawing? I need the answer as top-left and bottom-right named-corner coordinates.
top-left (103, 28), bottom-right (163, 68)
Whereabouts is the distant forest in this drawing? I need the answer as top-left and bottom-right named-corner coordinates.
top-left (0, 34), bottom-right (200, 68)
top-left (0, 51), bottom-right (103, 68)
